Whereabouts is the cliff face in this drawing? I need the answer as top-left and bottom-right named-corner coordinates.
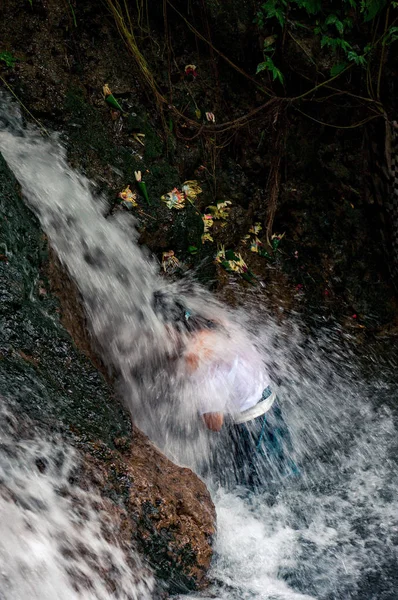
top-left (0, 152), bottom-right (216, 594)
top-left (1, 0), bottom-right (397, 335)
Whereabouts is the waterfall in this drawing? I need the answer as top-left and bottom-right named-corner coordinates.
top-left (0, 398), bottom-right (154, 600)
top-left (1, 92), bottom-right (398, 599)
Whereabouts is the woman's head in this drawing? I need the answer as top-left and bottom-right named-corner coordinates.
top-left (152, 290), bottom-right (218, 335)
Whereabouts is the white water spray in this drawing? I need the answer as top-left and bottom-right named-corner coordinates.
top-left (0, 399), bottom-right (154, 600)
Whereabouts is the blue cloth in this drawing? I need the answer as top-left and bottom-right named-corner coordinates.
top-left (208, 389), bottom-right (299, 490)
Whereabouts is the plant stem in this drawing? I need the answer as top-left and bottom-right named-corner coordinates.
top-left (376, 5), bottom-right (391, 101)
top-left (294, 106), bottom-right (382, 129)
top-left (290, 63), bottom-right (354, 102)
top-left (0, 77), bottom-right (49, 136)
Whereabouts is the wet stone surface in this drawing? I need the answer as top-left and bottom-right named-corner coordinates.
top-left (0, 151), bottom-right (216, 593)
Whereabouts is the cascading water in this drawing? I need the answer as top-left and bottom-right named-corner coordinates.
top-left (0, 398), bottom-right (154, 600)
top-left (1, 92), bottom-right (398, 599)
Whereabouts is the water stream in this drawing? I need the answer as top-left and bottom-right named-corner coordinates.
top-left (1, 94), bottom-right (398, 599)
top-left (0, 399), bottom-right (154, 600)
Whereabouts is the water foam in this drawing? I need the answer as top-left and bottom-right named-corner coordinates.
top-left (182, 330), bottom-right (398, 599)
top-left (0, 400), bottom-right (154, 600)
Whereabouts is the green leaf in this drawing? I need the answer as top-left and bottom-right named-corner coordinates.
top-left (343, 17), bottom-right (354, 31)
top-left (0, 51), bottom-right (16, 68)
top-left (321, 35), bottom-right (337, 48)
top-left (256, 61), bottom-right (269, 75)
top-left (303, 0), bottom-right (322, 14)
top-left (260, 0), bottom-right (286, 27)
top-left (361, 0), bottom-right (387, 22)
top-left (335, 20), bottom-right (344, 34)
top-left (347, 50), bottom-right (367, 66)
top-left (385, 26), bottom-right (398, 44)
top-left (325, 14), bottom-right (344, 33)
top-left (254, 11), bottom-right (265, 27)
top-left (273, 67), bottom-right (284, 84)
top-left (330, 62), bottom-right (348, 76)
top-left (105, 94), bottom-right (123, 112)
top-left (339, 38), bottom-right (352, 51)
top-left (256, 56), bottom-right (284, 83)
top-left (295, 0), bottom-right (321, 14)
top-left (325, 14), bottom-right (337, 25)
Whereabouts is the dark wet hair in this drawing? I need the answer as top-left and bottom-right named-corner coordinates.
top-left (152, 290), bottom-right (218, 334)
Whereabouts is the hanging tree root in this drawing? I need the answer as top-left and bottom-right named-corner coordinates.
top-left (105, 0), bottom-right (281, 141)
top-left (265, 154), bottom-right (282, 245)
top-left (264, 107), bottom-right (286, 244)
top-left (104, 0), bottom-right (385, 229)
top-left (105, 0), bottom-right (168, 132)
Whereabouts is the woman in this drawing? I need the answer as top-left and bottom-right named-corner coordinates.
top-left (153, 290), bottom-right (297, 488)
top-left (181, 318), bottom-right (298, 488)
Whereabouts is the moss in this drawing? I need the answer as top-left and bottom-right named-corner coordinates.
top-left (135, 504), bottom-right (198, 594)
top-left (143, 123), bottom-right (164, 161)
top-left (169, 203), bottom-right (204, 253)
top-left (64, 90), bottom-right (114, 165)
top-left (64, 90), bottom-right (143, 187)
top-left (0, 151), bottom-right (131, 445)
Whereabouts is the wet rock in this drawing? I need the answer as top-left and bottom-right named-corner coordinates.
top-left (80, 432), bottom-right (215, 593)
top-left (47, 248), bottom-right (216, 592)
top-left (0, 151), bottom-right (215, 593)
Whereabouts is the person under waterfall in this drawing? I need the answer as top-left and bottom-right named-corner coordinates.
top-left (153, 291), bottom-right (298, 488)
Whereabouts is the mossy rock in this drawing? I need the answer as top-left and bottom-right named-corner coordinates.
top-left (169, 203), bottom-right (204, 253)
top-left (0, 149), bottom-right (215, 592)
top-left (0, 150), bottom-right (130, 443)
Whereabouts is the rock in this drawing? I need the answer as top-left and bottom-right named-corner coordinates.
top-left (127, 426), bottom-right (215, 590)
top-left (79, 431), bottom-right (215, 593)
top-left (0, 151), bottom-right (216, 593)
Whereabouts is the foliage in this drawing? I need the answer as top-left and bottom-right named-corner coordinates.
top-left (256, 56), bottom-right (284, 83)
top-left (255, 0), bottom-right (397, 81)
top-left (0, 51), bottom-right (16, 68)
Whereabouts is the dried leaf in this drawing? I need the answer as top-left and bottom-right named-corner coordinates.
top-left (162, 250), bottom-right (180, 273)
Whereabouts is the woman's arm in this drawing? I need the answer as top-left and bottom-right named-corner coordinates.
top-left (202, 412), bottom-right (224, 432)
top-left (183, 329), bottom-right (226, 431)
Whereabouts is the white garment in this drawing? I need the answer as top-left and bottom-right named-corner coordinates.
top-left (234, 390), bottom-right (276, 423)
top-left (184, 332), bottom-right (271, 417)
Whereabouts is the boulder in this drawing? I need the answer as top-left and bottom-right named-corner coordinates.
top-left (0, 151), bottom-right (215, 594)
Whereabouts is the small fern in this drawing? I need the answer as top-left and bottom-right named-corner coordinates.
top-left (324, 14), bottom-right (345, 34)
top-left (256, 0), bottom-right (287, 28)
